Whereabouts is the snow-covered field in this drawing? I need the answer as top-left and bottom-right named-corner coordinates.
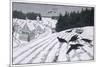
top-left (12, 18), bottom-right (94, 65)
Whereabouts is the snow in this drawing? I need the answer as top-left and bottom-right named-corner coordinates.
top-left (12, 18), bottom-right (94, 64)
top-left (42, 17), bottom-right (57, 28)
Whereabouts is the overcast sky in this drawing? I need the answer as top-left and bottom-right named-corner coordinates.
top-left (12, 2), bottom-right (92, 17)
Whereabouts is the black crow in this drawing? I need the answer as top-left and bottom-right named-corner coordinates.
top-left (66, 44), bottom-right (84, 54)
top-left (57, 37), bottom-right (67, 43)
top-left (69, 34), bottom-right (79, 42)
top-left (66, 29), bottom-right (72, 33)
top-left (81, 38), bottom-right (93, 47)
top-left (48, 11), bottom-right (53, 13)
top-left (81, 38), bottom-right (92, 43)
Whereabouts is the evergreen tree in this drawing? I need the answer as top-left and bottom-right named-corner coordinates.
top-left (56, 7), bottom-right (94, 32)
top-left (13, 10), bottom-right (26, 19)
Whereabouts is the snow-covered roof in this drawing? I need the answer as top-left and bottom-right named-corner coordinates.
top-left (13, 19), bottom-right (36, 31)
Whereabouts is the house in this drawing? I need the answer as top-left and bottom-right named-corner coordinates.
top-left (18, 19), bottom-right (45, 42)
top-left (19, 23), bottom-right (35, 42)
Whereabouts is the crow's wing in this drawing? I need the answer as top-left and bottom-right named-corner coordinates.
top-left (76, 44), bottom-right (83, 47)
top-left (82, 39), bottom-right (92, 43)
top-left (66, 47), bottom-right (73, 54)
top-left (57, 37), bottom-right (68, 43)
top-left (69, 35), bottom-right (78, 41)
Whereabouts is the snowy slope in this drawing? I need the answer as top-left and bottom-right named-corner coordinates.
top-left (12, 26), bottom-right (94, 64)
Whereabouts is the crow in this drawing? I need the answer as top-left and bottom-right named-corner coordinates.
top-left (57, 37), bottom-right (67, 43)
top-left (69, 34), bottom-right (79, 42)
top-left (66, 44), bottom-right (84, 54)
top-left (66, 29), bottom-right (72, 33)
top-left (81, 38), bottom-right (93, 47)
top-left (48, 11), bottom-right (53, 13)
top-left (81, 38), bottom-right (92, 43)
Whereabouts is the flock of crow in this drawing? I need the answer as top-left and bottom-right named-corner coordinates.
top-left (54, 29), bottom-right (93, 62)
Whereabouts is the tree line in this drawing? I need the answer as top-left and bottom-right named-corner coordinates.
top-left (12, 10), bottom-right (41, 20)
top-left (56, 7), bottom-right (94, 32)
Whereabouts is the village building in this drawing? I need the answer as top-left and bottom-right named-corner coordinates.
top-left (18, 16), bottom-right (45, 42)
